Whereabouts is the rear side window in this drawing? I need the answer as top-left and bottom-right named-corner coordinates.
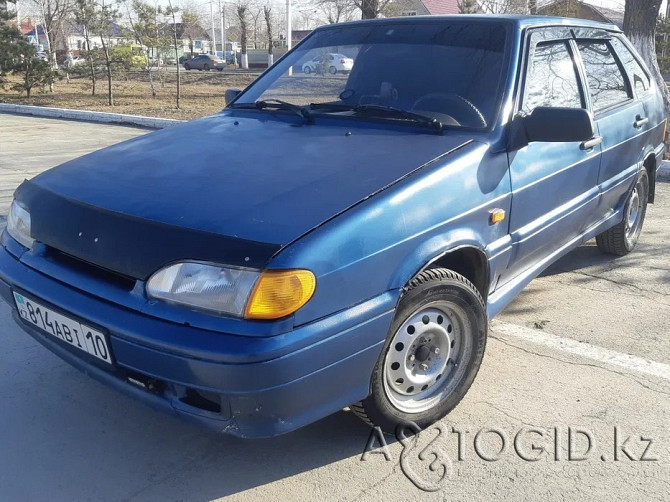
top-left (522, 41), bottom-right (582, 114)
top-left (577, 41), bottom-right (631, 112)
top-left (610, 37), bottom-right (651, 96)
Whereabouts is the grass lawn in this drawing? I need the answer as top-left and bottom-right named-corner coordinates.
top-left (0, 70), bottom-right (258, 121)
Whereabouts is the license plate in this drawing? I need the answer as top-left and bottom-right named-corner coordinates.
top-left (13, 292), bottom-right (113, 365)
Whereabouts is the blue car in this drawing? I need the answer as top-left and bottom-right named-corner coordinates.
top-left (1, 16), bottom-right (665, 437)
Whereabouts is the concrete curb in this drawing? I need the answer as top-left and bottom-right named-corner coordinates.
top-left (0, 103), bottom-right (185, 129)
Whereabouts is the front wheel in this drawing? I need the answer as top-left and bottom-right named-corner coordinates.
top-left (351, 268), bottom-right (487, 433)
top-left (596, 169), bottom-right (649, 256)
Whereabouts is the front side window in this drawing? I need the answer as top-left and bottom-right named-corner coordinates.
top-left (232, 21), bottom-right (511, 130)
top-left (577, 41), bottom-right (631, 112)
top-left (610, 37), bottom-right (651, 97)
top-left (522, 41), bottom-right (582, 114)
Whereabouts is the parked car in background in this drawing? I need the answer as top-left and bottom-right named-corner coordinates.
top-left (183, 54), bottom-right (225, 71)
top-left (165, 56), bottom-right (177, 65)
top-left (302, 53), bottom-right (354, 74)
top-left (1, 16), bottom-right (664, 439)
top-left (34, 52), bottom-right (48, 62)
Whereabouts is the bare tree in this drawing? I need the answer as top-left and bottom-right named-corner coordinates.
top-left (251, 6), bottom-right (262, 49)
top-left (317, 0), bottom-right (358, 23)
top-left (181, 5), bottom-right (204, 58)
top-left (457, 0), bottom-right (479, 13)
top-left (32, 0), bottom-right (73, 67)
top-left (263, 5), bottom-right (272, 66)
top-left (537, 0), bottom-right (579, 17)
top-left (478, 0), bottom-right (528, 14)
top-left (124, 0), bottom-right (171, 96)
top-left (73, 0), bottom-right (97, 95)
top-left (353, 0), bottom-right (392, 19)
top-left (237, 4), bottom-right (248, 69)
top-left (624, 0), bottom-right (669, 116)
top-left (91, 0), bottom-right (119, 106)
top-left (165, 0), bottom-right (180, 109)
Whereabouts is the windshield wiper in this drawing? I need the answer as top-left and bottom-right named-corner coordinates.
top-left (308, 102), bottom-right (443, 132)
top-left (354, 104), bottom-right (443, 132)
top-left (230, 99), bottom-right (312, 122)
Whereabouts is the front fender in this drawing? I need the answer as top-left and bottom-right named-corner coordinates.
top-left (272, 142), bottom-right (511, 326)
top-left (389, 233), bottom-right (489, 292)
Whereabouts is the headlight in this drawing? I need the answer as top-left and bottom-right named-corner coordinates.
top-left (146, 262), bottom-right (316, 320)
top-left (7, 200), bottom-right (34, 249)
top-left (147, 262), bottom-right (260, 317)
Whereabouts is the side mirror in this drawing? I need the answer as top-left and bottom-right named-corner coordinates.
top-left (509, 107), bottom-right (595, 150)
top-left (225, 88), bottom-right (242, 106)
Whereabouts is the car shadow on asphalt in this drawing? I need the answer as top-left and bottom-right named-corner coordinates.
top-left (1, 344), bottom-right (376, 500)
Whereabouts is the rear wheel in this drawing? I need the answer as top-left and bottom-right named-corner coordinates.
top-left (203, 63), bottom-right (210, 71)
top-left (184, 63), bottom-right (190, 70)
top-left (329, 66), bottom-right (337, 75)
top-left (596, 169), bottom-right (649, 256)
top-left (304, 66), bottom-right (311, 74)
top-left (351, 268), bottom-right (487, 433)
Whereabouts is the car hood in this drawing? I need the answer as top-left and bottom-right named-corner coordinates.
top-left (18, 112), bottom-right (472, 279)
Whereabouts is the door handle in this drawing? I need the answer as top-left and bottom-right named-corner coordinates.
top-left (580, 136), bottom-right (603, 150)
top-left (634, 115), bottom-right (649, 128)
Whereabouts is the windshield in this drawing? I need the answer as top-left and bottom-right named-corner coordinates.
top-left (233, 20), bottom-right (510, 130)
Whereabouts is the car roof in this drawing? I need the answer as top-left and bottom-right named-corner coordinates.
top-left (318, 14), bottom-right (621, 34)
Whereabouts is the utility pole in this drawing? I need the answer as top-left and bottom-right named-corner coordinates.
top-left (210, 0), bottom-right (216, 55)
top-left (219, 0), bottom-right (225, 60)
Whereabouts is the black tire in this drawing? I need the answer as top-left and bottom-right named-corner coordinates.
top-left (184, 64), bottom-right (190, 70)
top-left (596, 169), bottom-right (649, 256)
top-left (329, 66), bottom-right (337, 75)
top-left (203, 64), bottom-right (209, 71)
top-left (217, 68), bottom-right (223, 71)
top-left (351, 268), bottom-right (487, 433)
top-left (304, 66), bottom-right (311, 74)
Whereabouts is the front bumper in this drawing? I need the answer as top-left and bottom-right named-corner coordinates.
top-left (0, 243), bottom-right (396, 438)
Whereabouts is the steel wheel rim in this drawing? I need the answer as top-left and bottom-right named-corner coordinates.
top-left (625, 180), bottom-right (644, 246)
top-left (383, 301), bottom-right (471, 413)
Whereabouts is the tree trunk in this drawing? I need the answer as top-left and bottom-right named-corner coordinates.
top-left (84, 31), bottom-right (96, 96)
top-left (360, 0), bottom-right (378, 19)
top-left (100, 35), bottom-right (113, 106)
top-left (238, 6), bottom-right (249, 69)
top-left (624, 0), bottom-right (669, 117)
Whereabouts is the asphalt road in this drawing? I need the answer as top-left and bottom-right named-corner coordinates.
top-left (0, 114), bottom-right (668, 501)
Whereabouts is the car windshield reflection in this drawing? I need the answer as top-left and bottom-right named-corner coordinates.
top-left (232, 20), bottom-right (511, 130)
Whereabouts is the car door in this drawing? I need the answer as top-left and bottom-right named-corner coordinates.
top-left (574, 38), bottom-right (648, 216)
top-left (500, 29), bottom-right (602, 285)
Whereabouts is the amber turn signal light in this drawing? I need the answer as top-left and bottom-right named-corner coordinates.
top-left (245, 269), bottom-right (316, 320)
top-left (489, 208), bottom-right (506, 224)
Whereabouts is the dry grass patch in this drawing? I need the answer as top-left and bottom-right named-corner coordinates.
top-left (0, 70), bottom-right (258, 121)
